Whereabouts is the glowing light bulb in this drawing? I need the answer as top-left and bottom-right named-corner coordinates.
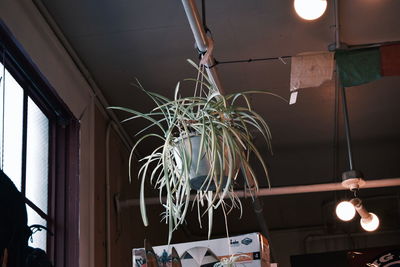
top-left (294, 0), bottom-right (327, 21)
top-left (360, 213), bottom-right (380, 232)
top-left (336, 201), bottom-right (356, 221)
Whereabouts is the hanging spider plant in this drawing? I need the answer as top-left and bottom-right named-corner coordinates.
top-left (109, 60), bottom-right (286, 243)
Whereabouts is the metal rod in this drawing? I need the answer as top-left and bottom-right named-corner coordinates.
top-left (181, 0), bottom-right (225, 94)
top-left (333, 75), bottom-right (340, 181)
top-left (176, 0), bottom-right (277, 250)
top-left (252, 197), bottom-right (276, 262)
top-left (335, 0), bottom-right (356, 172)
top-left (341, 84), bottom-right (355, 170)
top-left (181, 0), bottom-right (208, 53)
top-left (206, 65), bottom-right (225, 94)
top-left (351, 198), bottom-right (371, 220)
top-left (105, 122), bottom-right (114, 267)
top-left (332, 0), bottom-right (340, 183)
top-left (334, 0), bottom-right (340, 49)
top-left (119, 178), bottom-right (400, 206)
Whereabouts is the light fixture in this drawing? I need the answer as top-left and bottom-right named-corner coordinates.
top-left (360, 213), bottom-right (380, 232)
top-left (336, 198), bottom-right (380, 231)
top-left (294, 0), bottom-right (327, 21)
top-left (336, 201), bottom-right (356, 221)
top-left (350, 198), bottom-right (380, 232)
top-left (334, 80), bottom-right (380, 231)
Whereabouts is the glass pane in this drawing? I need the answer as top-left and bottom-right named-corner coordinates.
top-left (1, 62), bottom-right (23, 190)
top-left (27, 205), bottom-right (47, 251)
top-left (26, 97), bottom-right (49, 214)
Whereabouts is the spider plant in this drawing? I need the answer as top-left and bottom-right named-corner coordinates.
top-left (109, 60), bottom-right (286, 243)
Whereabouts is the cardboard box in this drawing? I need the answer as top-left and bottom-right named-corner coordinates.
top-left (133, 232), bottom-right (270, 267)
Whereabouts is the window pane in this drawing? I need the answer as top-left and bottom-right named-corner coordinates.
top-left (26, 97), bottom-right (49, 214)
top-left (0, 62), bottom-right (23, 190)
top-left (27, 205), bottom-right (47, 251)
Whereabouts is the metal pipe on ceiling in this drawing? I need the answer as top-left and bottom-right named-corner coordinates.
top-left (117, 177), bottom-right (400, 207)
top-left (252, 197), bottom-right (277, 262)
top-left (333, 0), bottom-right (357, 174)
top-left (181, 0), bottom-right (225, 94)
top-left (341, 84), bottom-right (355, 170)
top-left (332, 0), bottom-right (341, 184)
top-left (180, 0), bottom-right (274, 252)
top-left (334, 0), bottom-right (340, 49)
top-left (181, 0), bottom-right (208, 53)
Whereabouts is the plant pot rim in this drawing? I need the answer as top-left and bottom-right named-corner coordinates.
top-left (173, 132), bottom-right (200, 143)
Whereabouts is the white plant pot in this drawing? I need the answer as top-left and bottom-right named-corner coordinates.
top-left (174, 135), bottom-right (229, 191)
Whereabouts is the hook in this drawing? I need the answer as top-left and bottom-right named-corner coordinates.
top-left (278, 57), bottom-right (287, 65)
top-left (352, 188), bottom-right (359, 198)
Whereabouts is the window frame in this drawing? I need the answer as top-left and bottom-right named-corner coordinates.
top-left (0, 20), bottom-right (79, 266)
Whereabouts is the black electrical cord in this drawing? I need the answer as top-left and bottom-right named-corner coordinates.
top-left (199, 0), bottom-right (212, 60)
top-left (210, 55), bottom-right (292, 68)
top-left (201, 0), bottom-right (210, 34)
top-left (207, 41), bottom-right (399, 69)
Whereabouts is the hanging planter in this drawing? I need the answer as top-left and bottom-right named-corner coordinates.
top-left (174, 134), bottom-right (236, 191)
top-left (109, 60), bottom-right (286, 242)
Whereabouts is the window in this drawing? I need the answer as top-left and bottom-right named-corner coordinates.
top-left (0, 60), bottom-right (49, 251)
top-left (1, 21), bottom-right (79, 266)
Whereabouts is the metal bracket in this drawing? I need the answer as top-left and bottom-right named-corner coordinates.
top-left (342, 170), bottom-right (365, 191)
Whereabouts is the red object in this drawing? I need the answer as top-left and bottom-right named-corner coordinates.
top-left (380, 44), bottom-right (400, 76)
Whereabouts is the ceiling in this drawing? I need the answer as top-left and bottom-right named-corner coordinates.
top-left (40, 0), bottom-right (400, 257)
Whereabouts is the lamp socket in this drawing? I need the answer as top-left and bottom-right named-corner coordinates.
top-left (342, 170), bottom-right (365, 190)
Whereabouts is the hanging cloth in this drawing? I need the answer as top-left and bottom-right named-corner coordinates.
top-left (335, 48), bottom-right (381, 87)
top-left (380, 43), bottom-right (400, 76)
top-left (289, 52), bottom-right (334, 104)
top-left (290, 51), bottom-right (334, 91)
